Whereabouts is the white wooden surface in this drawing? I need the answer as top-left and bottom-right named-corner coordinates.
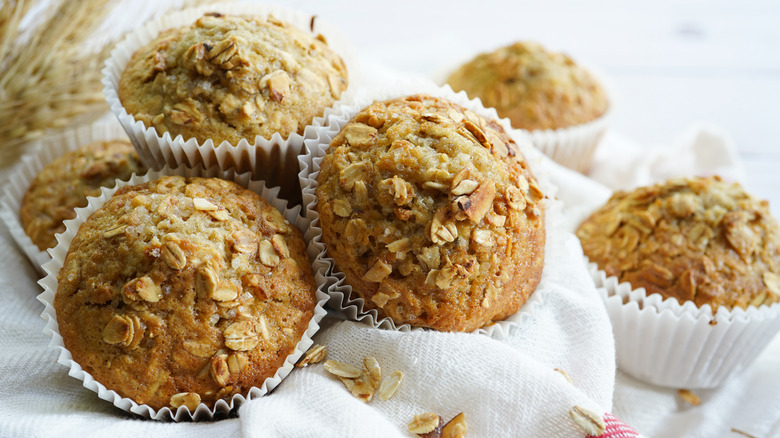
top-left (267, 0), bottom-right (780, 217)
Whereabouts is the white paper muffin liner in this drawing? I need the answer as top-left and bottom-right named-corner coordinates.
top-left (36, 165), bottom-right (330, 421)
top-left (102, 2), bottom-right (359, 195)
top-left (299, 78), bottom-right (569, 339)
top-left (522, 103), bottom-right (612, 174)
top-left (0, 120), bottom-right (131, 275)
top-left (589, 261), bottom-right (780, 389)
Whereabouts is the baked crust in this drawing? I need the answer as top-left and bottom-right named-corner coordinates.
top-left (316, 95), bottom-right (546, 332)
top-left (577, 176), bottom-right (780, 309)
top-left (447, 41), bottom-right (608, 131)
top-left (119, 13), bottom-right (348, 145)
top-left (54, 176), bottom-right (317, 409)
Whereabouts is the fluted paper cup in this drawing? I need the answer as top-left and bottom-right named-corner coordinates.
top-left (37, 165), bottom-right (330, 420)
top-left (590, 262), bottom-right (780, 388)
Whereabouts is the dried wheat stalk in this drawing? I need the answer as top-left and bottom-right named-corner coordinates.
top-left (0, 0), bottom-right (118, 167)
top-left (0, 0), bottom-right (229, 169)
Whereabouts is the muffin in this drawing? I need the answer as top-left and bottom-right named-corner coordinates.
top-left (118, 12), bottom-right (348, 146)
top-left (316, 95), bottom-right (546, 332)
top-left (54, 176), bottom-right (318, 410)
top-left (446, 41), bottom-right (608, 131)
top-left (19, 139), bottom-right (146, 251)
top-left (577, 176), bottom-right (780, 309)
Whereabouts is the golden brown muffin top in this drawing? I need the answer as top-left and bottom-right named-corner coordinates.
top-left (55, 176), bottom-right (317, 410)
top-left (577, 176), bottom-right (780, 309)
top-left (119, 13), bottom-right (348, 145)
top-left (316, 95), bottom-right (546, 331)
top-left (447, 41), bottom-right (608, 130)
top-left (20, 139), bottom-right (146, 251)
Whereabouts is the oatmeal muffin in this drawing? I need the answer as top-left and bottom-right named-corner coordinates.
top-left (119, 13), bottom-right (348, 145)
top-left (20, 139), bottom-right (146, 251)
top-left (577, 176), bottom-right (780, 309)
top-left (316, 95), bottom-right (546, 332)
top-left (446, 41), bottom-right (608, 131)
top-left (54, 176), bottom-right (317, 410)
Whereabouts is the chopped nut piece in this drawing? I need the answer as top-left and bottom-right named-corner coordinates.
top-left (324, 360), bottom-right (361, 378)
top-left (452, 179), bottom-right (479, 196)
top-left (197, 266), bottom-right (219, 298)
top-left (409, 412), bottom-right (441, 434)
top-left (442, 413), bottom-right (467, 438)
top-left (339, 162), bottom-right (370, 191)
top-left (472, 229), bottom-right (494, 247)
top-left (333, 199), bottom-right (353, 217)
top-left (102, 314), bottom-right (133, 346)
top-left (425, 269), bottom-right (440, 287)
top-left (390, 176), bottom-right (414, 205)
top-left (363, 356), bottom-right (382, 389)
top-left (418, 246), bottom-right (441, 270)
top-left (256, 315), bottom-right (272, 342)
top-left (103, 224), bottom-right (127, 238)
top-left (210, 353), bottom-right (230, 387)
top-left (386, 238), bottom-right (412, 254)
top-left (569, 406), bottom-right (606, 436)
top-left (259, 240), bottom-right (280, 266)
top-left (297, 344), bottom-right (328, 367)
top-left (266, 70), bottom-right (291, 102)
top-left (363, 259), bottom-right (392, 283)
top-left (371, 292), bottom-right (393, 307)
top-left (763, 272), bottom-right (780, 298)
top-left (223, 321), bottom-right (259, 351)
top-left (505, 186), bottom-right (526, 211)
top-left (377, 369), bottom-right (404, 401)
top-left (272, 234), bottom-right (290, 258)
top-left (161, 238), bottom-right (187, 270)
top-left (460, 179), bottom-right (495, 223)
top-left (193, 197), bottom-right (218, 211)
top-left (135, 276), bottom-right (162, 302)
top-left (169, 392), bottom-right (201, 411)
top-left (430, 208), bottom-right (458, 245)
top-left (678, 389), bottom-right (701, 406)
top-left (343, 123), bottom-right (378, 149)
top-left (232, 229), bottom-right (258, 254)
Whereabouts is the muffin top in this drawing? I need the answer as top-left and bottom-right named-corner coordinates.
top-left (119, 13), bottom-right (348, 145)
top-left (20, 139), bottom-right (146, 251)
top-left (577, 176), bottom-right (780, 309)
top-left (316, 95), bottom-right (546, 332)
top-left (446, 41), bottom-right (608, 131)
top-left (54, 176), bottom-right (317, 410)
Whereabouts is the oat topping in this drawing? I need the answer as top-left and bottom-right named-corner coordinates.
top-left (54, 176), bottom-right (318, 411)
top-left (678, 389), bottom-right (702, 406)
top-left (119, 14), bottom-right (348, 145)
top-left (577, 176), bottom-right (780, 309)
top-left (296, 344), bottom-right (328, 368)
top-left (409, 413), bottom-right (441, 435)
top-left (569, 406), bottom-right (606, 436)
top-left (316, 95), bottom-right (545, 331)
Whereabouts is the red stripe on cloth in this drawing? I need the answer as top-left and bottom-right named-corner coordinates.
top-left (597, 413), bottom-right (641, 438)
